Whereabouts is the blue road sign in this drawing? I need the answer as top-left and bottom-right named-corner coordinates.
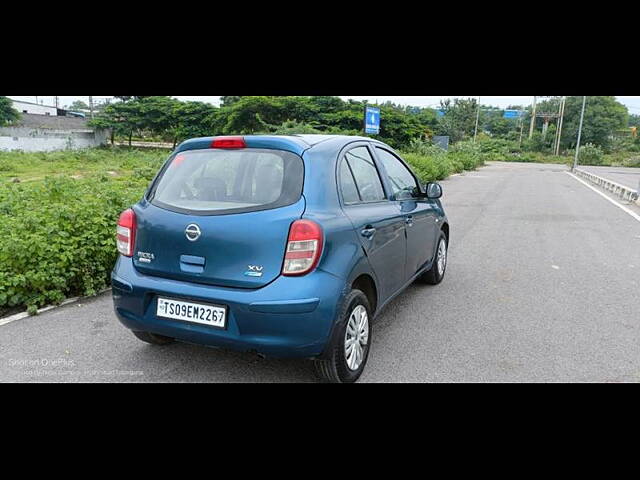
top-left (437, 110), bottom-right (445, 117)
top-left (364, 106), bottom-right (381, 134)
top-left (503, 110), bottom-right (523, 119)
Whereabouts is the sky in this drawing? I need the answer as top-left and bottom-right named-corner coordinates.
top-left (8, 96), bottom-right (640, 113)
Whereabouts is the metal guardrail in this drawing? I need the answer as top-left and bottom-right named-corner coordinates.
top-left (573, 168), bottom-right (640, 205)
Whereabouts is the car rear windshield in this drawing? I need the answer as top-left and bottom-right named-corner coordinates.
top-left (149, 148), bottom-right (304, 215)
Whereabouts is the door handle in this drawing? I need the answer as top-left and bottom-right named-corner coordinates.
top-left (361, 227), bottom-right (377, 238)
top-left (405, 215), bottom-right (414, 227)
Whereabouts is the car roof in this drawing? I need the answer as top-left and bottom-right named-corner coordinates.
top-left (174, 134), bottom-right (386, 157)
top-left (288, 134), bottom-right (370, 146)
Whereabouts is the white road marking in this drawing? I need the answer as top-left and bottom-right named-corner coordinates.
top-left (565, 171), bottom-right (640, 223)
top-left (552, 265), bottom-right (560, 270)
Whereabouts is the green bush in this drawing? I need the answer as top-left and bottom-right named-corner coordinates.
top-left (0, 175), bottom-right (152, 312)
top-left (450, 140), bottom-right (485, 168)
top-left (577, 143), bottom-right (604, 165)
top-left (0, 148), bottom-right (168, 314)
top-left (400, 138), bottom-right (485, 182)
top-left (406, 138), bottom-right (447, 157)
top-left (622, 156), bottom-right (640, 168)
top-left (507, 152), bottom-right (536, 163)
top-left (607, 136), bottom-right (636, 153)
top-left (402, 152), bottom-right (452, 181)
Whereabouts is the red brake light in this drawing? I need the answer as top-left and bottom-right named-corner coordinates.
top-left (282, 220), bottom-right (323, 276)
top-left (170, 154), bottom-right (185, 168)
top-left (211, 136), bottom-right (246, 149)
top-left (117, 208), bottom-right (136, 257)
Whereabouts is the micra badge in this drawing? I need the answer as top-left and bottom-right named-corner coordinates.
top-left (137, 252), bottom-right (155, 263)
top-left (244, 265), bottom-right (263, 277)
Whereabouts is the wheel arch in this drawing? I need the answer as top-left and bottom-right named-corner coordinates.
top-left (441, 221), bottom-right (449, 246)
top-left (351, 273), bottom-right (378, 315)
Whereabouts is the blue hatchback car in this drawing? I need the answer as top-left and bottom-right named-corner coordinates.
top-left (112, 135), bottom-right (449, 382)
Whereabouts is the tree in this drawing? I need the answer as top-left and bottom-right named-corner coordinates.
top-left (479, 106), bottom-right (522, 138)
top-left (309, 96), bottom-right (344, 113)
top-left (90, 97), bottom-right (218, 146)
top-left (67, 100), bottom-right (90, 111)
top-left (435, 98), bottom-right (479, 142)
top-left (219, 96), bottom-right (315, 134)
top-left (559, 96), bottom-right (628, 150)
top-left (88, 95), bottom-right (501, 149)
top-left (136, 96), bottom-right (180, 138)
top-left (0, 96), bottom-right (20, 126)
top-left (89, 100), bottom-right (147, 145)
top-left (220, 96), bottom-right (243, 107)
top-left (169, 101), bottom-right (218, 146)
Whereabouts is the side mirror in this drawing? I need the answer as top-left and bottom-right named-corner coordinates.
top-left (425, 182), bottom-right (443, 199)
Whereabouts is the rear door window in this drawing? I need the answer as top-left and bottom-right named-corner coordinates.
top-left (149, 148), bottom-right (303, 215)
top-left (343, 146), bottom-right (386, 203)
top-left (339, 157), bottom-right (361, 204)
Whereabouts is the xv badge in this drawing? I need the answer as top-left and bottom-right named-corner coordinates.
top-left (244, 265), bottom-right (264, 277)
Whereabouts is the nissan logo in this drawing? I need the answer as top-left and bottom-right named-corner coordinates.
top-left (185, 224), bottom-right (201, 242)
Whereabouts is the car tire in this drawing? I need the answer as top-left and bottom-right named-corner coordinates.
top-left (132, 330), bottom-right (175, 345)
top-left (314, 289), bottom-right (372, 383)
top-left (419, 231), bottom-right (448, 285)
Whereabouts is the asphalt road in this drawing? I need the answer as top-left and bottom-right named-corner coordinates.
top-left (580, 165), bottom-right (640, 191)
top-left (2, 161), bottom-right (640, 382)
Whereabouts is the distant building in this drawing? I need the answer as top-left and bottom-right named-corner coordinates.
top-left (10, 99), bottom-right (59, 117)
top-left (0, 111), bottom-right (110, 152)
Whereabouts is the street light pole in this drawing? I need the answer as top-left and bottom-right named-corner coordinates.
top-left (473, 96), bottom-right (481, 143)
top-left (572, 96), bottom-right (587, 171)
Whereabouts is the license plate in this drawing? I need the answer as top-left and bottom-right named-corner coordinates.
top-left (156, 297), bottom-right (227, 329)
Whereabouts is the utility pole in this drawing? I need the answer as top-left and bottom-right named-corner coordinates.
top-left (89, 96), bottom-right (94, 119)
top-left (528, 96), bottom-right (537, 139)
top-left (552, 98), bottom-right (561, 148)
top-left (473, 96), bottom-right (481, 143)
top-left (554, 96), bottom-right (566, 156)
top-left (572, 96), bottom-right (587, 171)
top-left (55, 96), bottom-right (59, 109)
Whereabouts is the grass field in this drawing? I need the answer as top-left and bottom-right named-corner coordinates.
top-left (0, 147), bottom-right (169, 184)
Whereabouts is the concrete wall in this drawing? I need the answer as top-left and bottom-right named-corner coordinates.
top-left (11, 100), bottom-right (57, 116)
top-left (0, 127), bottom-right (110, 152)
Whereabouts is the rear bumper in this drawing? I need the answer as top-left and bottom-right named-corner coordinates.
top-left (111, 256), bottom-right (346, 358)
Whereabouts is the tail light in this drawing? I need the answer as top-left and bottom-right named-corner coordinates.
top-left (117, 208), bottom-right (136, 257)
top-left (282, 220), bottom-right (323, 276)
top-left (211, 136), bottom-right (246, 149)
